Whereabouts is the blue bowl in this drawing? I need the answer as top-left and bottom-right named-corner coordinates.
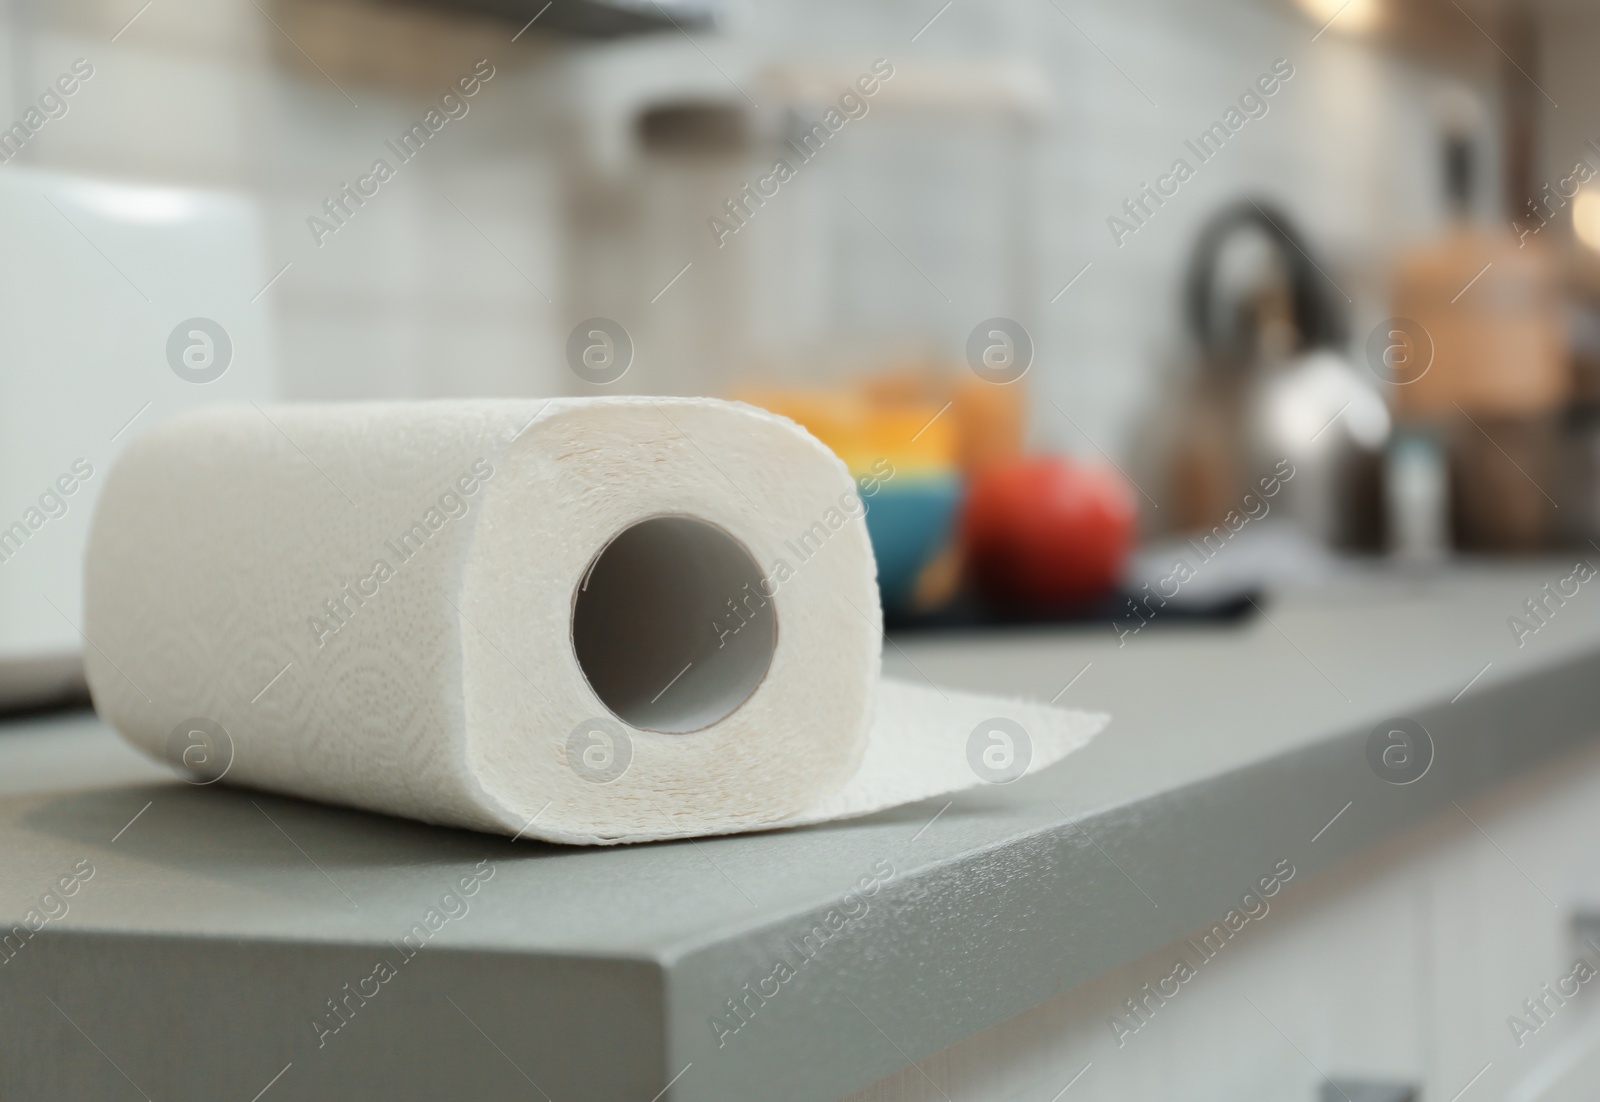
top-left (862, 475), bottom-right (963, 615)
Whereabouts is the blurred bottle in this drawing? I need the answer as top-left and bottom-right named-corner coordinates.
top-left (1561, 298), bottom-right (1600, 545)
top-left (1388, 128), bottom-right (1568, 552)
top-left (1386, 426), bottom-right (1451, 563)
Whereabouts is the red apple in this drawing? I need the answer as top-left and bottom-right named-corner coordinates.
top-left (961, 456), bottom-right (1136, 606)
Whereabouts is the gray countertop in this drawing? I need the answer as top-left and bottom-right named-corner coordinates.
top-left (2, 563), bottom-right (1598, 1102)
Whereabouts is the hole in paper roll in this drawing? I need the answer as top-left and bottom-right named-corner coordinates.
top-left (571, 515), bottom-right (776, 734)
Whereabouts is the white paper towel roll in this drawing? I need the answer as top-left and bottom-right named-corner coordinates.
top-left (83, 398), bottom-right (1106, 844)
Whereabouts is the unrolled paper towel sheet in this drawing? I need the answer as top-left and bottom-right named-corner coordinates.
top-left (84, 398), bottom-right (1106, 844)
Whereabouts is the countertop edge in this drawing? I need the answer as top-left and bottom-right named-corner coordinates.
top-left (658, 638), bottom-right (1600, 1102)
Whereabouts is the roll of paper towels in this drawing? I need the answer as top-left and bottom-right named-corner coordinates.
top-left (84, 398), bottom-right (1105, 844)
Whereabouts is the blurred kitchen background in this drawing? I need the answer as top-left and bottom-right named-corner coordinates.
top-left (6, 0), bottom-right (1600, 694)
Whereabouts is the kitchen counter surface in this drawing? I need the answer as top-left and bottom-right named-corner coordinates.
top-left (2, 563), bottom-right (1598, 1101)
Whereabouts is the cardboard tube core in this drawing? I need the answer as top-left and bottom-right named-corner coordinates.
top-left (571, 515), bottom-right (777, 733)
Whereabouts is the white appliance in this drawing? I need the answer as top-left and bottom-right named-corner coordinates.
top-left (0, 167), bottom-right (279, 710)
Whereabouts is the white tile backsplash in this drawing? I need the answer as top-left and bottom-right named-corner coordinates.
top-left (2, 0), bottom-right (1514, 465)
